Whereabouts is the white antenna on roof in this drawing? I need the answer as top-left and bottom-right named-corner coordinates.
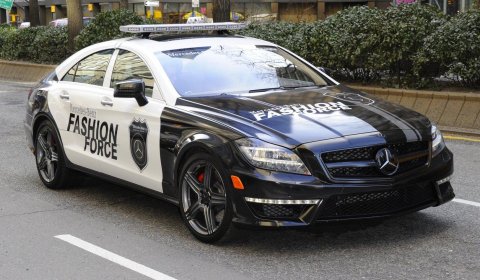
top-left (119, 22), bottom-right (247, 34)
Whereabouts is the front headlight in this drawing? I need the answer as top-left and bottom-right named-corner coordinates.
top-left (234, 138), bottom-right (311, 175)
top-left (431, 124), bottom-right (445, 156)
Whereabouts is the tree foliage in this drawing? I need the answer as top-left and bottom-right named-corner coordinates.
top-left (75, 9), bottom-right (143, 50)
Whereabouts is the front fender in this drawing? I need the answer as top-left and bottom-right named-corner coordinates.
top-left (159, 106), bottom-right (245, 198)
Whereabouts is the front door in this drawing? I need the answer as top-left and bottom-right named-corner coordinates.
top-left (100, 49), bottom-right (165, 192)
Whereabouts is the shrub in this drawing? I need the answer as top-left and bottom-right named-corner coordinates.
top-left (0, 26), bottom-right (16, 59)
top-left (377, 4), bottom-right (446, 87)
top-left (0, 27), bottom-right (41, 61)
top-left (317, 6), bottom-right (385, 82)
top-left (75, 9), bottom-right (143, 50)
top-left (238, 21), bottom-right (312, 59)
top-left (239, 5), bottom-right (447, 86)
top-left (0, 27), bottom-right (68, 64)
top-left (32, 27), bottom-right (68, 64)
top-left (417, 9), bottom-right (480, 87)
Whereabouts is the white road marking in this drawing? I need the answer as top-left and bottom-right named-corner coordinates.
top-left (453, 198), bottom-right (480, 208)
top-left (55, 234), bottom-right (177, 280)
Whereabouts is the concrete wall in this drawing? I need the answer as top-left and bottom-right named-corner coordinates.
top-left (0, 60), bottom-right (56, 82)
top-left (352, 86), bottom-right (480, 135)
top-left (0, 60), bottom-right (478, 135)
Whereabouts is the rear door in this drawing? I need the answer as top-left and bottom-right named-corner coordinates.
top-left (50, 49), bottom-right (118, 169)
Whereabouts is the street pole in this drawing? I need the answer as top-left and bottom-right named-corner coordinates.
top-left (6, 8), bottom-right (10, 24)
top-left (213, 0), bottom-right (230, 22)
top-left (192, 0), bottom-right (199, 17)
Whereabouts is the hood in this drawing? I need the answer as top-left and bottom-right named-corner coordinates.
top-left (176, 85), bottom-right (432, 146)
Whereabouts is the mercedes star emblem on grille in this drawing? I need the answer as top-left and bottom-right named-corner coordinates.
top-left (375, 148), bottom-right (399, 175)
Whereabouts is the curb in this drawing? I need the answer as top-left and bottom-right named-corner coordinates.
top-left (0, 60), bottom-right (56, 82)
top-left (351, 86), bottom-right (480, 136)
top-left (0, 60), bottom-right (478, 136)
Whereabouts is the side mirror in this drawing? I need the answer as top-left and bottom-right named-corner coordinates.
top-left (114, 79), bottom-right (148, 107)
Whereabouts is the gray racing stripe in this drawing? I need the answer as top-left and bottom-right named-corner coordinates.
top-left (366, 105), bottom-right (420, 142)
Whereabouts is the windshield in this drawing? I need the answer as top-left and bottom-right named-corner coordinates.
top-left (155, 45), bottom-right (328, 97)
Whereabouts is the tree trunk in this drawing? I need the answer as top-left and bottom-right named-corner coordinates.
top-left (213, 0), bottom-right (230, 22)
top-left (28, 0), bottom-right (40, 27)
top-left (66, 0), bottom-right (83, 52)
top-left (119, 0), bottom-right (129, 10)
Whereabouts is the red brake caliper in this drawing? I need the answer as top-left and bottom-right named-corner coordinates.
top-left (197, 172), bottom-right (205, 183)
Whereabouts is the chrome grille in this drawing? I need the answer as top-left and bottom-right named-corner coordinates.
top-left (321, 141), bottom-right (429, 180)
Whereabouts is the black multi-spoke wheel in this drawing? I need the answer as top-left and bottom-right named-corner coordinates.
top-left (179, 153), bottom-right (233, 243)
top-left (35, 121), bottom-right (72, 189)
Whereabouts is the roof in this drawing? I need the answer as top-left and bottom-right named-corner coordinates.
top-left (119, 35), bottom-right (277, 53)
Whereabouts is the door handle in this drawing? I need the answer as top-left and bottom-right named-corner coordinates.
top-left (101, 99), bottom-right (113, 107)
top-left (59, 92), bottom-right (70, 100)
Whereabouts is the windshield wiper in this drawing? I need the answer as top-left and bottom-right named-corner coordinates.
top-left (248, 85), bottom-right (325, 93)
top-left (249, 87), bottom-right (285, 93)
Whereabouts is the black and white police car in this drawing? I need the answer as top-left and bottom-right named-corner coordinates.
top-left (25, 22), bottom-right (454, 242)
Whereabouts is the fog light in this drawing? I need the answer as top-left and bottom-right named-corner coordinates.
top-left (437, 175), bottom-right (452, 185)
top-left (245, 197), bottom-right (320, 205)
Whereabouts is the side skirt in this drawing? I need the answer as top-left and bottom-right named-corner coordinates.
top-left (65, 160), bottom-right (180, 207)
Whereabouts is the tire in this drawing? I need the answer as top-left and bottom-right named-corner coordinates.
top-left (35, 120), bottom-right (73, 189)
top-left (178, 152), bottom-right (234, 243)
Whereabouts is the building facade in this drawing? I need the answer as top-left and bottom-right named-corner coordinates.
top-left (1, 0), bottom-right (477, 25)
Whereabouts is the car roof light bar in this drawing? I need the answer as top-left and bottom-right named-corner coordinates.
top-left (119, 22), bottom-right (247, 34)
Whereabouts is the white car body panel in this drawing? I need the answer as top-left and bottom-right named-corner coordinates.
top-left (48, 34), bottom-right (334, 194)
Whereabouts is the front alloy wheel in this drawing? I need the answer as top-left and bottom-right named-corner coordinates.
top-left (179, 153), bottom-right (232, 242)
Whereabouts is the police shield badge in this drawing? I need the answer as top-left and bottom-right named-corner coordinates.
top-left (129, 119), bottom-right (149, 171)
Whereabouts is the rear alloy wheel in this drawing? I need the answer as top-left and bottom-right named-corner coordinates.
top-left (35, 121), bottom-right (72, 189)
top-left (179, 153), bottom-right (233, 243)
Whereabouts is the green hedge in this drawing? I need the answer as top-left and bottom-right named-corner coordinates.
top-left (0, 6), bottom-right (479, 88)
top-left (0, 26), bottom-right (68, 64)
top-left (240, 5), bottom-right (480, 88)
top-left (0, 9), bottom-right (142, 64)
top-left (416, 10), bottom-right (480, 87)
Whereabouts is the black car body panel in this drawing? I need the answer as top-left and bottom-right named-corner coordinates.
top-left (176, 84), bottom-right (432, 147)
top-left (161, 84), bottom-right (453, 226)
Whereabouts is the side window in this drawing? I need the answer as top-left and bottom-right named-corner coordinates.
top-left (62, 64), bottom-right (77, 82)
top-left (61, 49), bottom-right (114, 86)
top-left (111, 50), bottom-right (154, 97)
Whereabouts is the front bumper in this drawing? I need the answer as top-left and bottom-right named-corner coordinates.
top-left (229, 147), bottom-right (454, 227)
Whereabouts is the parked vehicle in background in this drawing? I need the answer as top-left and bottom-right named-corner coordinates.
top-left (19, 22), bottom-right (30, 29)
top-left (186, 16), bottom-right (206, 24)
top-left (49, 17), bottom-right (94, 27)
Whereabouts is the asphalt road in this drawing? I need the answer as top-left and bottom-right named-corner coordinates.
top-left (1, 81), bottom-right (479, 280)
